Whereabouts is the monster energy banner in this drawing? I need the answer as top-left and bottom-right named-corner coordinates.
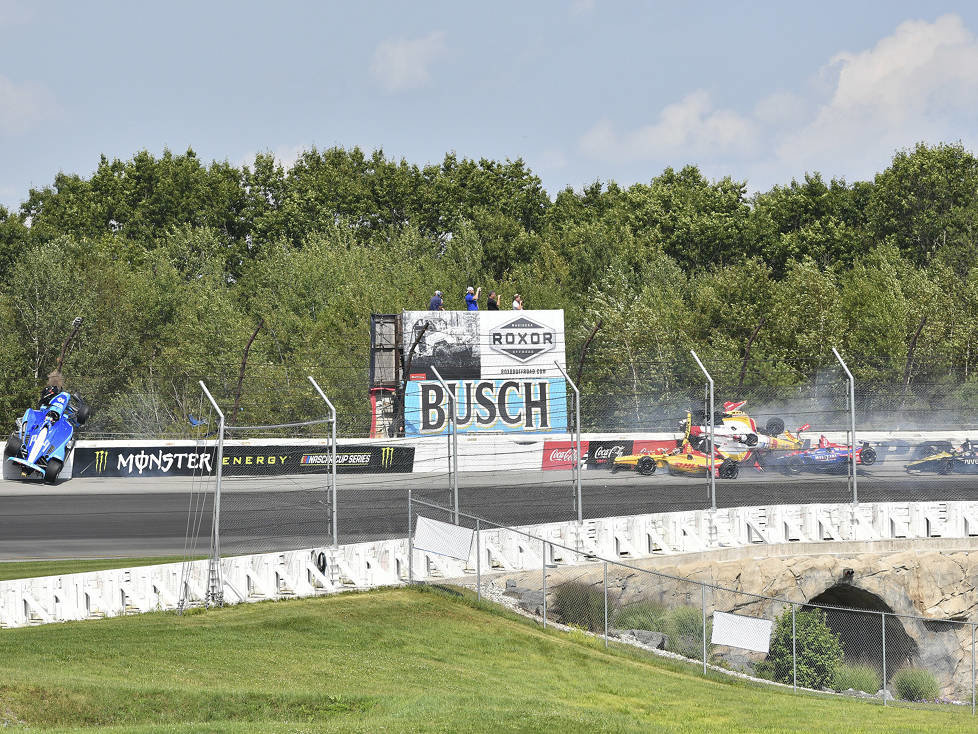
top-left (73, 444), bottom-right (415, 478)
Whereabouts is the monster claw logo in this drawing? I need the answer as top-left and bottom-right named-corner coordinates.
top-left (381, 447), bottom-right (395, 468)
top-left (94, 450), bottom-right (108, 472)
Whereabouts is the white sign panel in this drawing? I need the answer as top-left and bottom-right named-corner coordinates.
top-left (711, 611), bottom-right (774, 654)
top-left (401, 310), bottom-right (566, 381)
top-left (413, 516), bottom-right (475, 561)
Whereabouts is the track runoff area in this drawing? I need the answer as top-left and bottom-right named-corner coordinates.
top-left (0, 450), bottom-right (971, 559)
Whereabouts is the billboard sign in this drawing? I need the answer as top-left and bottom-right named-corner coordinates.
top-left (401, 309), bottom-right (567, 435)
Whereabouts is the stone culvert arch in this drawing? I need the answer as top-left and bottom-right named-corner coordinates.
top-left (805, 583), bottom-right (918, 685)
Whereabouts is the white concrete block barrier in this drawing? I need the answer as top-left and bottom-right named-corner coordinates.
top-left (4, 500), bottom-right (978, 629)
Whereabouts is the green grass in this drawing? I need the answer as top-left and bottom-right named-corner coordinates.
top-left (834, 663), bottom-right (882, 694)
top-left (0, 586), bottom-right (972, 732)
top-left (0, 556), bottom-right (197, 582)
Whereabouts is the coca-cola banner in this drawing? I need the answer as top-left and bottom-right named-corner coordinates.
top-left (584, 440), bottom-right (634, 469)
top-left (633, 439), bottom-right (680, 456)
top-left (541, 440), bottom-right (590, 470)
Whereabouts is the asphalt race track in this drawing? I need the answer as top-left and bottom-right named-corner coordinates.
top-left (1, 461), bottom-right (977, 559)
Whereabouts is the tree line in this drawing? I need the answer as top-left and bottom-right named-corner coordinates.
top-left (0, 141), bottom-right (976, 433)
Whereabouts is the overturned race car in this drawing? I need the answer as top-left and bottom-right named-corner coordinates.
top-left (4, 388), bottom-right (90, 483)
top-left (685, 401), bottom-right (809, 463)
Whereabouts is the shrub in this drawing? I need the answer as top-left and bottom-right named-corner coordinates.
top-left (892, 668), bottom-right (940, 702)
top-left (833, 663), bottom-right (881, 694)
top-left (661, 605), bottom-right (711, 661)
top-left (611, 601), bottom-right (666, 631)
top-left (550, 581), bottom-right (604, 632)
top-left (767, 607), bottom-right (843, 689)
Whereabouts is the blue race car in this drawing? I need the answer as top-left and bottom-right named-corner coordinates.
top-left (5, 386), bottom-right (90, 483)
top-left (769, 435), bottom-right (877, 475)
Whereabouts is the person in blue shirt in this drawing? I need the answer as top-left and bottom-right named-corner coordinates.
top-left (428, 290), bottom-right (444, 310)
top-left (465, 286), bottom-right (481, 311)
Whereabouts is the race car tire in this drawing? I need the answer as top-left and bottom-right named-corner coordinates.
top-left (718, 459), bottom-right (739, 479)
top-left (636, 456), bottom-right (656, 476)
top-left (764, 418), bottom-right (785, 437)
top-left (4, 433), bottom-right (21, 459)
top-left (938, 458), bottom-right (953, 476)
top-left (75, 399), bottom-right (90, 426)
top-left (860, 447), bottom-right (877, 466)
top-left (743, 433), bottom-right (758, 447)
top-left (781, 457), bottom-right (803, 476)
top-left (44, 458), bottom-right (62, 484)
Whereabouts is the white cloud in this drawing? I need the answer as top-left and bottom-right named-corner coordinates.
top-left (370, 31), bottom-right (447, 92)
top-left (570, 0), bottom-right (595, 16)
top-left (579, 91), bottom-right (758, 163)
top-left (0, 75), bottom-right (57, 135)
top-left (775, 14), bottom-right (978, 175)
top-left (578, 14), bottom-right (978, 187)
top-left (238, 144), bottom-right (308, 172)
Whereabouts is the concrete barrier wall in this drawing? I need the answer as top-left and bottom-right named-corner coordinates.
top-left (3, 499), bottom-right (978, 629)
top-left (0, 429), bottom-right (965, 481)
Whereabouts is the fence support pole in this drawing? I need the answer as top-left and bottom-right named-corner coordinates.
top-left (407, 489), bottom-right (414, 583)
top-left (792, 604), bottom-right (797, 692)
top-left (308, 377), bottom-right (338, 547)
top-left (690, 351), bottom-right (716, 513)
top-left (603, 561), bottom-right (608, 648)
top-left (701, 583), bottom-right (707, 674)
top-left (542, 539), bottom-right (547, 629)
top-left (972, 623), bottom-right (975, 715)
top-left (199, 381), bottom-right (224, 605)
top-left (554, 361), bottom-right (583, 524)
top-left (881, 611), bottom-right (887, 706)
top-left (431, 366), bottom-right (459, 524)
top-left (832, 347), bottom-right (858, 507)
top-left (476, 518), bottom-right (481, 603)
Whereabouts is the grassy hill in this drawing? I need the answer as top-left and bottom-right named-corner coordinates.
top-left (0, 585), bottom-right (970, 732)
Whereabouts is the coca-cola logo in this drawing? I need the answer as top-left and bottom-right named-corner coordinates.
top-left (549, 449), bottom-right (576, 462)
top-left (592, 445), bottom-right (626, 461)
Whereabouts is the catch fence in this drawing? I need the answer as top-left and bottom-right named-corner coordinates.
top-left (409, 496), bottom-right (978, 715)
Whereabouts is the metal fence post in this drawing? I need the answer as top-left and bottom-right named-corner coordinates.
top-left (792, 604), bottom-right (797, 692)
top-left (690, 351), bottom-right (715, 512)
top-left (431, 366), bottom-right (459, 524)
top-left (542, 539), bottom-right (547, 628)
top-left (701, 583), bottom-right (707, 674)
top-left (475, 518), bottom-right (481, 603)
top-left (832, 347), bottom-right (858, 506)
top-left (308, 377), bottom-right (338, 547)
top-left (199, 381), bottom-right (224, 605)
top-left (972, 623), bottom-right (975, 715)
top-left (881, 611), bottom-right (887, 706)
top-left (554, 361), bottom-right (583, 524)
top-left (603, 561), bottom-right (608, 648)
top-left (408, 489), bottom-right (413, 584)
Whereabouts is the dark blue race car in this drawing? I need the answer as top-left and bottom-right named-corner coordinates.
top-left (768, 435), bottom-right (877, 475)
top-left (5, 388), bottom-right (89, 483)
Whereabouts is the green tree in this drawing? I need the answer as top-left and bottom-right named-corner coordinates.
top-left (767, 607), bottom-right (843, 689)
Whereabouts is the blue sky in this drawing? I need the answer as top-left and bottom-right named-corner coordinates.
top-left (3, 1), bottom-right (978, 209)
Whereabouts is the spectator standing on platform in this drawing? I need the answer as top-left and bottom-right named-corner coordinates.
top-left (487, 291), bottom-right (499, 310)
top-left (465, 286), bottom-right (481, 310)
top-left (428, 290), bottom-right (444, 310)
top-left (512, 293), bottom-right (523, 310)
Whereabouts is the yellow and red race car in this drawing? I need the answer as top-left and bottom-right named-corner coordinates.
top-left (611, 439), bottom-right (740, 479)
top-left (684, 402), bottom-right (808, 463)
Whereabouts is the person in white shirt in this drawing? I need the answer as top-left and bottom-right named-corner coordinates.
top-left (512, 294), bottom-right (523, 310)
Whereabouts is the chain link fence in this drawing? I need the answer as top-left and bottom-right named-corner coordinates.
top-left (408, 497), bottom-right (978, 715)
